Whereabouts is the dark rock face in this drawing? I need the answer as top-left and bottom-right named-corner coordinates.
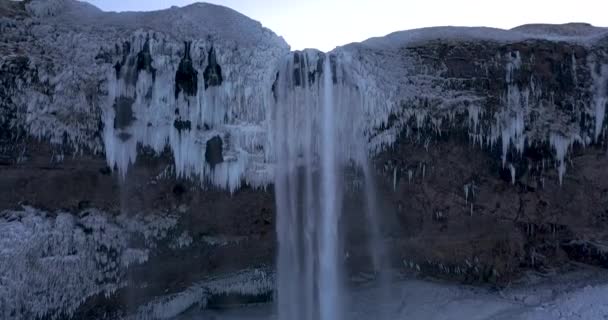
top-left (173, 119), bottom-right (192, 132)
top-left (292, 51), bottom-right (306, 87)
top-left (112, 96), bottom-right (135, 129)
top-left (205, 135), bottom-right (224, 167)
top-left (361, 37), bottom-right (608, 283)
top-left (175, 41), bottom-right (198, 99)
top-left (373, 131), bottom-right (608, 282)
top-left (136, 38), bottom-right (156, 81)
top-left (203, 46), bottom-right (223, 89)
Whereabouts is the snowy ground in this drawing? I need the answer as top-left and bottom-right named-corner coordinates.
top-left (177, 268), bottom-right (608, 320)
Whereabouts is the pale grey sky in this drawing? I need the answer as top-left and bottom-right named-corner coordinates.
top-left (85, 0), bottom-right (607, 51)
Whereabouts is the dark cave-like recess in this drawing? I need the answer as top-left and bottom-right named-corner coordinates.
top-left (205, 135), bottom-right (224, 167)
top-left (203, 46), bottom-right (223, 89)
top-left (175, 41), bottom-right (199, 99)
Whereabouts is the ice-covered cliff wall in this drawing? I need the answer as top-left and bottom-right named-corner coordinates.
top-left (2, 1), bottom-right (607, 191)
top-left (1, 0), bottom-right (290, 190)
top-left (102, 31), bottom-right (284, 191)
top-left (339, 25), bottom-right (608, 184)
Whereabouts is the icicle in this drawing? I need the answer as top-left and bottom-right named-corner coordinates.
top-left (549, 133), bottom-right (578, 185)
top-left (541, 176), bottom-right (545, 189)
top-left (99, 33), bottom-right (287, 190)
top-left (509, 164), bottom-right (516, 185)
top-left (591, 63), bottom-right (608, 142)
top-left (392, 167), bottom-right (398, 191)
top-left (496, 52), bottom-right (527, 168)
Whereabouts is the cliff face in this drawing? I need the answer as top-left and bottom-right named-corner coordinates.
top-left (1, 0), bottom-right (608, 318)
top-left (362, 29), bottom-right (608, 280)
top-left (345, 28), bottom-right (608, 281)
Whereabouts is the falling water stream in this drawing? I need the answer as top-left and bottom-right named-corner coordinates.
top-left (319, 55), bottom-right (341, 320)
top-left (274, 51), bottom-right (386, 320)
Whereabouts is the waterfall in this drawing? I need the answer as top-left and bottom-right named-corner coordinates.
top-left (274, 50), bottom-right (318, 320)
top-left (319, 54), bottom-right (341, 320)
top-left (273, 50), bottom-right (386, 320)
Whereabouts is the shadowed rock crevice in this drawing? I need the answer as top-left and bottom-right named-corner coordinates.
top-left (292, 51), bottom-right (306, 87)
top-left (203, 46), bottom-right (223, 89)
top-left (113, 41), bottom-right (130, 80)
top-left (175, 41), bottom-right (198, 99)
top-left (112, 96), bottom-right (135, 130)
top-left (136, 38), bottom-right (156, 82)
top-left (173, 119), bottom-right (192, 132)
top-left (205, 135), bottom-right (223, 167)
top-left (113, 41), bottom-right (141, 86)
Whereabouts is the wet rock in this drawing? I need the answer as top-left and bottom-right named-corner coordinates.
top-left (112, 96), bottom-right (135, 129)
top-left (175, 41), bottom-right (198, 98)
top-left (135, 38), bottom-right (156, 81)
top-left (203, 46), bottom-right (223, 89)
top-left (117, 132), bottom-right (132, 141)
top-left (205, 292), bottom-right (273, 309)
top-left (173, 119), bottom-right (192, 132)
top-left (172, 183), bottom-right (186, 196)
top-left (292, 51), bottom-right (305, 87)
top-left (205, 136), bottom-right (223, 167)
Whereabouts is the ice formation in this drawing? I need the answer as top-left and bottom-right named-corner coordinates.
top-left (5, 0), bottom-right (607, 191)
top-left (347, 42), bottom-right (606, 185)
top-left (102, 31), bottom-right (286, 191)
top-left (591, 61), bottom-right (608, 142)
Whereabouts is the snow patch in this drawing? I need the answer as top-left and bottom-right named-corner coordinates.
top-left (131, 269), bottom-right (273, 320)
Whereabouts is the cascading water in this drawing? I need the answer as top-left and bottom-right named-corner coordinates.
top-left (274, 50), bottom-right (319, 320)
top-left (273, 51), bottom-right (387, 320)
top-left (319, 54), bottom-right (341, 320)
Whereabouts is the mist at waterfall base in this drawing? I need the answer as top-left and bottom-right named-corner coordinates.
top-left (272, 52), bottom-right (389, 320)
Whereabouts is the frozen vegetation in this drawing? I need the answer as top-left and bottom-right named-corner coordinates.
top-left (0, 206), bottom-right (184, 319)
